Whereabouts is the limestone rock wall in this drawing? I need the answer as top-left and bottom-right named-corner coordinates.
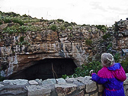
top-left (114, 19), bottom-right (128, 50)
top-left (0, 73), bottom-right (128, 96)
top-left (0, 22), bottom-right (105, 77)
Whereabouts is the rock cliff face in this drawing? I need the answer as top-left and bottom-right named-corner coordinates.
top-left (0, 20), bottom-right (104, 77)
top-left (1, 12), bottom-right (128, 78)
top-left (114, 19), bottom-right (128, 50)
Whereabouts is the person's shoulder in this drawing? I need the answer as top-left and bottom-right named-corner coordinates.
top-left (98, 67), bottom-right (112, 78)
top-left (107, 63), bottom-right (121, 71)
top-left (98, 67), bottom-right (108, 74)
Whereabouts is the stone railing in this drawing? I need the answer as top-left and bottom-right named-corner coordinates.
top-left (0, 73), bottom-right (128, 96)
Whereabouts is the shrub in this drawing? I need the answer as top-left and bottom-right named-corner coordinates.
top-left (121, 57), bottom-right (128, 73)
top-left (107, 43), bottom-right (112, 50)
top-left (62, 74), bottom-right (68, 79)
top-left (4, 12), bottom-right (20, 17)
top-left (12, 18), bottom-right (24, 25)
top-left (102, 33), bottom-right (110, 40)
top-left (19, 36), bottom-right (24, 42)
top-left (64, 22), bottom-right (72, 27)
top-left (57, 19), bottom-right (64, 22)
top-left (85, 39), bottom-right (92, 46)
top-left (96, 25), bottom-right (107, 33)
top-left (18, 25), bottom-right (27, 32)
top-left (50, 24), bottom-right (57, 31)
top-left (3, 26), bottom-right (17, 34)
top-left (3, 17), bottom-right (12, 23)
top-left (67, 26), bottom-right (72, 30)
top-left (62, 61), bottom-right (102, 79)
top-left (26, 25), bottom-right (41, 31)
top-left (72, 61), bottom-right (102, 77)
top-left (114, 53), bottom-right (120, 62)
top-left (22, 14), bottom-right (29, 17)
top-left (71, 22), bottom-right (77, 25)
top-left (60, 25), bottom-right (65, 31)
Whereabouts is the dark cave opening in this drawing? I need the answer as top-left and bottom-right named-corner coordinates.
top-left (8, 58), bottom-right (77, 80)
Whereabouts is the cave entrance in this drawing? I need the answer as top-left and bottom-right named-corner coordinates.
top-left (8, 58), bottom-right (77, 80)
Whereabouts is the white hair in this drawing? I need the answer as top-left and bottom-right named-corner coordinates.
top-left (101, 53), bottom-right (115, 67)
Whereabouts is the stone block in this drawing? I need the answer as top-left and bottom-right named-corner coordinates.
top-left (76, 76), bottom-right (97, 93)
top-left (42, 79), bottom-right (56, 85)
top-left (0, 84), bottom-right (4, 87)
top-left (0, 85), bottom-right (27, 96)
top-left (73, 80), bottom-right (85, 90)
top-left (84, 94), bottom-right (89, 96)
top-left (74, 90), bottom-right (84, 96)
top-left (66, 78), bottom-right (85, 90)
top-left (126, 89), bottom-right (128, 96)
top-left (90, 92), bottom-right (98, 96)
top-left (75, 77), bottom-right (85, 83)
top-left (35, 79), bottom-right (43, 84)
top-left (124, 85), bottom-right (128, 95)
top-left (56, 78), bottom-right (66, 84)
top-left (26, 85), bottom-right (51, 96)
top-left (65, 78), bottom-right (76, 83)
top-left (98, 84), bottom-right (104, 92)
top-left (3, 79), bottom-right (28, 85)
top-left (124, 79), bottom-right (128, 85)
top-left (29, 80), bottom-right (38, 85)
top-left (85, 81), bottom-right (97, 93)
top-left (55, 83), bottom-right (77, 95)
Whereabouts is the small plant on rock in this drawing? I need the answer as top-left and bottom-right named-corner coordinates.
top-left (50, 24), bottom-right (57, 31)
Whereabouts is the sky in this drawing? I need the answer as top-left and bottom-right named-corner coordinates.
top-left (0, 0), bottom-right (128, 26)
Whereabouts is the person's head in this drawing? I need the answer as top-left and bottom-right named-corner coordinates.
top-left (101, 53), bottom-right (115, 67)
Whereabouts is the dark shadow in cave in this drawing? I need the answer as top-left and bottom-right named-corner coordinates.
top-left (8, 58), bottom-right (77, 80)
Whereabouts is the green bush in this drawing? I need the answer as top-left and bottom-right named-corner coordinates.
top-left (102, 33), bottom-right (110, 40)
top-left (60, 25), bottom-right (65, 31)
top-left (2, 17), bottom-right (24, 25)
top-left (67, 26), bottom-right (72, 30)
top-left (26, 25), bottom-right (41, 31)
top-left (18, 25), bottom-right (27, 32)
top-left (62, 74), bottom-right (68, 79)
top-left (62, 61), bottom-right (102, 79)
top-left (71, 22), bottom-right (77, 26)
top-left (22, 14), bottom-right (29, 17)
top-left (114, 53), bottom-right (120, 62)
top-left (107, 43), bottom-right (112, 50)
top-left (57, 19), bottom-right (64, 22)
top-left (121, 58), bottom-right (128, 73)
top-left (4, 12), bottom-right (20, 17)
top-left (3, 26), bottom-right (17, 34)
top-left (50, 24), bottom-right (57, 31)
top-left (12, 18), bottom-right (24, 25)
top-left (122, 61), bottom-right (128, 72)
top-left (3, 17), bottom-right (12, 23)
top-left (73, 61), bottom-right (102, 77)
top-left (64, 22), bottom-right (72, 27)
top-left (96, 25), bottom-right (107, 33)
top-left (19, 36), bottom-right (24, 42)
top-left (85, 39), bottom-right (92, 46)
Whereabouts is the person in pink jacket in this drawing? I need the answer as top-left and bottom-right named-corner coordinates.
top-left (91, 53), bottom-right (126, 96)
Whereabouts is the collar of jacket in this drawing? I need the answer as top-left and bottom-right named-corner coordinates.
top-left (107, 63), bottom-right (121, 71)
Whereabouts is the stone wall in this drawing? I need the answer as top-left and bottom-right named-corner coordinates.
top-left (0, 73), bottom-right (128, 96)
